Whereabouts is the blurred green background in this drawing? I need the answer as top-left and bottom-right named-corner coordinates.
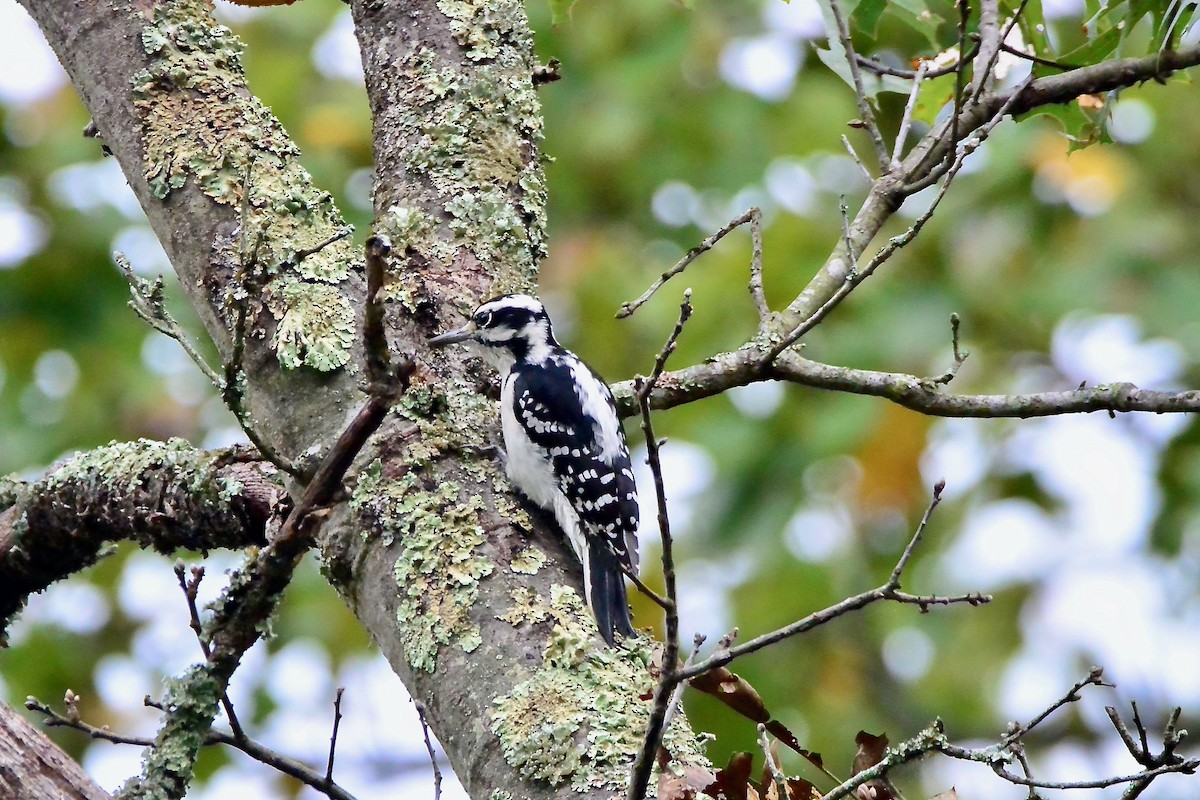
top-left (3, 0), bottom-right (1200, 797)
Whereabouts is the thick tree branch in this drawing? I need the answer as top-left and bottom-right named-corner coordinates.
top-left (612, 344), bottom-right (1200, 420)
top-left (0, 701), bottom-right (110, 800)
top-left (0, 442), bottom-right (279, 641)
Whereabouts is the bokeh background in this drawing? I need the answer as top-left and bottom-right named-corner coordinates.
top-left (2, 0), bottom-right (1200, 797)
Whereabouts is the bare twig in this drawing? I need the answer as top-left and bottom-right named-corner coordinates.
top-left (1003, 666), bottom-right (1108, 745)
top-left (1107, 703), bottom-right (1191, 799)
top-left (747, 208), bottom-right (769, 324)
top-left (679, 480), bottom-right (988, 681)
top-left (922, 313), bottom-right (970, 386)
top-left (325, 688), bottom-right (345, 785)
top-left (172, 563), bottom-right (245, 741)
top-left (618, 209), bottom-right (757, 318)
top-left (758, 724), bottom-right (790, 800)
top-left (760, 75), bottom-right (1033, 369)
top-left (662, 634), bottom-right (705, 734)
top-left (840, 134), bottom-right (873, 183)
top-left (114, 252), bottom-right (222, 388)
top-left (364, 235), bottom-right (393, 388)
top-left (216, 172), bottom-right (299, 479)
top-left (855, 44), bottom-right (978, 79)
top-left (26, 696), bottom-right (359, 800)
top-left (627, 291), bottom-right (694, 800)
top-left (821, 683), bottom-right (1198, 800)
top-left (892, 59), bottom-right (929, 167)
top-left (414, 701), bottom-right (443, 800)
top-left (287, 227), bottom-right (354, 270)
top-left (620, 562), bottom-right (672, 611)
top-left (828, 0), bottom-right (890, 171)
top-left (838, 195), bottom-right (857, 278)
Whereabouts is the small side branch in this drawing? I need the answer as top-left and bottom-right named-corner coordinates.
top-left (26, 695), bottom-right (359, 800)
top-left (325, 688), bottom-right (345, 786)
top-left (922, 313), bottom-right (970, 386)
top-left (115, 252), bottom-right (221, 388)
top-left (627, 291), bottom-right (694, 800)
top-left (828, 0), bottom-right (890, 172)
top-left (618, 209), bottom-right (758, 318)
top-left (679, 480), bottom-right (988, 681)
top-left (414, 701), bottom-right (443, 800)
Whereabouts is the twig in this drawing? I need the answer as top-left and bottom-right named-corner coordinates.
top-left (364, 235), bottom-right (393, 388)
top-left (758, 724), bottom-right (789, 800)
top-left (620, 562), bottom-right (672, 611)
top-left (747, 208), bottom-right (769, 324)
top-left (1107, 703), bottom-right (1191, 799)
top-left (838, 195), bottom-right (857, 279)
top-left (172, 563), bottom-right (245, 741)
top-left (661, 635), bottom-right (705, 734)
top-left (414, 701), bottom-right (443, 800)
top-left (26, 696), bottom-right (359, 800)
top-left (217, 172), bottom-right (298, 479)
top-left (828, 0), bottom-right (890, 172)
top-left (892, 59), bottom-right (929, 167)
top-left (993, 37), bottom-right (1077, 71)
top-left (287, 227), bottom-right (354, 270)
top-left (114, 252), bottom-right (222, 388)
top-left (627, 291), bottom-right (694, 800)
top-left (1003, 666), bottom-right (1108, 745)
top-left (854, 43), bottom-right (979, 79)
top-left (922, 313), bottom-right (970, 386)
top-left (325, 688), bottom-right (345, 785)
top-left (968, 1), bottom-right (1029, 110)
top-left (617, 209), bottom-right (757, 318)
top-left (840, 134), bottom-right (873, 183)
top-left (761, 76), bottom-right (1033, 369)
top-left (679, 480), bottom-right (989, 681)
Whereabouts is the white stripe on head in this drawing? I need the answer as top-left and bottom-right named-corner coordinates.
top-left (476, 294), bottom-right (544, 316)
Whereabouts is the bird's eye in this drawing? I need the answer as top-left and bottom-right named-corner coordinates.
top-left (473, 310), bottom-right (492, 327)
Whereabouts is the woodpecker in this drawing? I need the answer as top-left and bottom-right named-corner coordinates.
top-left (429, 294), bottom-right (639, 645)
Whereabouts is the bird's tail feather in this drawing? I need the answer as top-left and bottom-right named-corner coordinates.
top-left (586, 539), bottom-right (636, 646)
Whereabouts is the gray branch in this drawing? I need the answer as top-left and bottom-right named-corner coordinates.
top-left (0, 442), bottom-right (279, 641)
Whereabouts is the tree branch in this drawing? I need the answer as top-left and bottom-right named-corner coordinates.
top-left (0, 443), bottom-right (280, 642)
top-left (678, 481), bottom-right (988, 682)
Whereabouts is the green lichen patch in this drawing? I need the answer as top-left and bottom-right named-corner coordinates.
top-left (269, 279), bottom-right (356, 372)
top-left (510, 545), bottom-right (546, 575)
top-left (41, 438), bottom-right (227, 499)
top-left (497, 586), bottom-right (551, 626)
top-left (132, 0), bottom-right (358, 372)
top-left (394, 376), bottom-right (498, 467)
top-left (352, 471), bottom-right (494, 672)
top-left (393, 42), bottom-right (546, 290)
top-left (491, 586), bottom-right (710, 793)
top-left (117, 664), bottom-right (223, 799)
top-left (438, 0), bottom-right (531, 62)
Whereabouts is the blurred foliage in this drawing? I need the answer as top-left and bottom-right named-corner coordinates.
top-left (3, 0), bottom-right (1200, 796)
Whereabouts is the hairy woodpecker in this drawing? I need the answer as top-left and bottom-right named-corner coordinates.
top-left (429, 294), bottom-right (639, 645)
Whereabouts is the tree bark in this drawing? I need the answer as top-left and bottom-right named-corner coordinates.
top-left (0, 701), bottom-right (111, 800)
top-left (12, 1), bottom-right (707, 798)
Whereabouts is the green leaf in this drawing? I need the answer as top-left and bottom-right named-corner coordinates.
top-left (853, 0), bottom-right (889, 36)
top-left (1020, 100), bottom-right (1106, 151)
top-left (1056, 22), bottom-right (1125, 65)
top-left (548, 0), bottom-right (577, 24)
top-left (911, 71), bottom-right (958, 125)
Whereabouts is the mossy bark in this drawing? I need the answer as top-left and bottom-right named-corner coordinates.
top-left (16, 1), bottom-right (708, 798)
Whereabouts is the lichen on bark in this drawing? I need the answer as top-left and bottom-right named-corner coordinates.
top-left (491, 586), bottom-right (711, 793)
top-left (132, 0), bottom-right (357, 373)
top-left (352, 467), bottom-right (494, 672)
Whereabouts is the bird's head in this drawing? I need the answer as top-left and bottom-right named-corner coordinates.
top-left (428, 294), bottom-right (556, 369)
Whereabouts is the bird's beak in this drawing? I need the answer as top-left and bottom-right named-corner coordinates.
top-left (428, 322), bottom-right (476, 348)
